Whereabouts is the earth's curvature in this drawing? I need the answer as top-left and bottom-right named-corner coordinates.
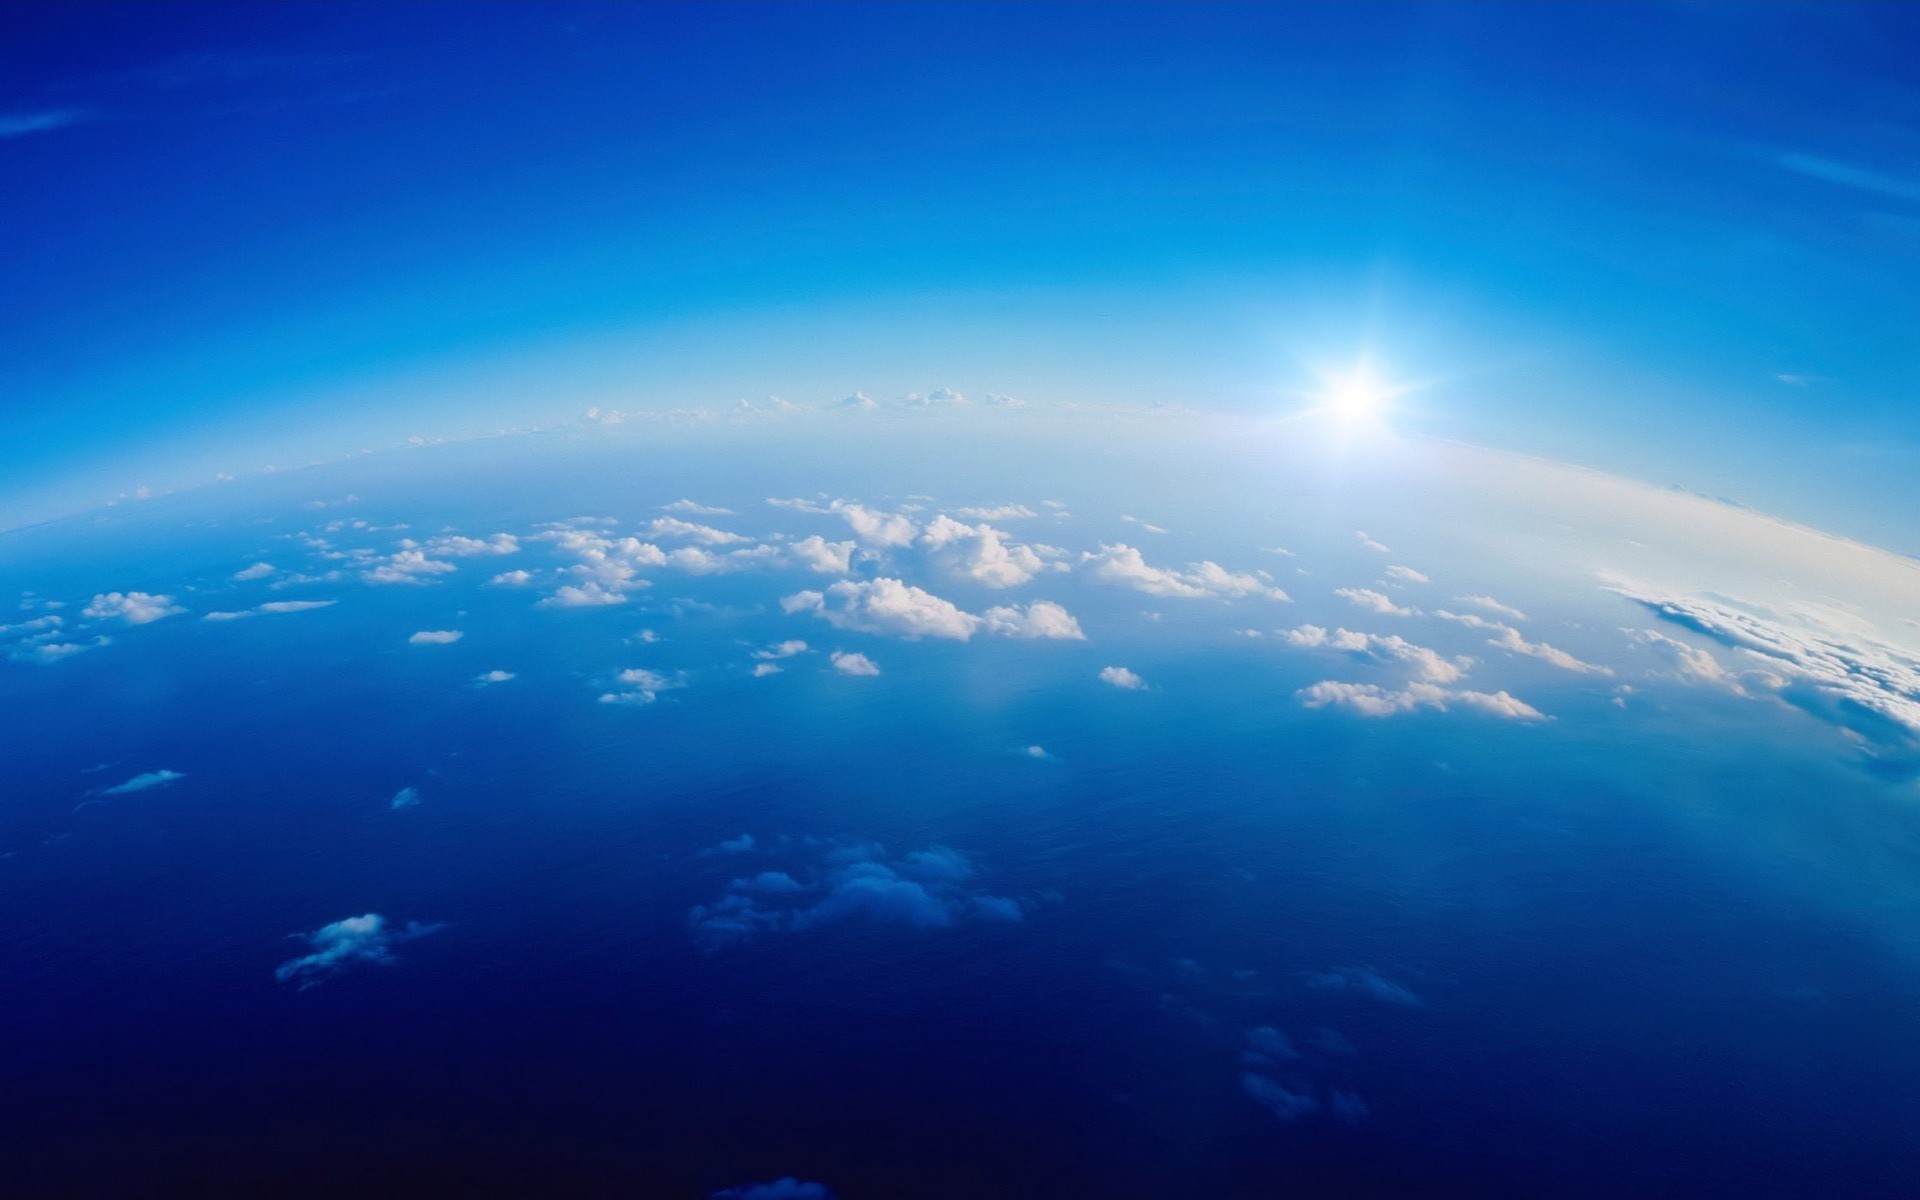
top-left (4, 407), bottom-right (1919, 1198)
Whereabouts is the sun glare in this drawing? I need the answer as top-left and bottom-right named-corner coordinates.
top-left (1326, 368), bottom-right (1387, 421)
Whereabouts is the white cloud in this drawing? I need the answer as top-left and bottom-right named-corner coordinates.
top-left (1298, 680), bottom-right (1544, 720)
top-left (752, 662), bottom-right (783, 677)
top-left (361, 549), bottom-right (456, 585)
top-left (1099, 665), bottom-right (1146, 690)
top-left (787, 535), bottom-right (856, 574)
top-left (1335, 587), bottom-right (1415, 617)
top-left (1281, 626), bottom-right (1469, 684)
top-left (754, 639), bottom-right (810, 660)
top-left (832, 501), bottom-right (917, 548)
top-left (920, 515), bottom-right (1049, 588)
top-left (408, 630), bottom-right (463, 645)
top-left (830, 650), bottom-right (881, 676)
top-left (1383, 565), bottom-right (1430, 584)
top-left (954, 504), bottom-right (1037, 520)
top-left (1354, 531), bottom-right (1392, 554)
top-left (424, 533), bottom-right (519, 556)
top-left (1083, 544), bottom-right (1286, 601)
top-left (539, 528), bottom-right (667, 603)
top-left (8, 637), bottom-right (110, 664)
top-left (982, 601), bottom-right (1086, 640)
top-left (273, 913), bottom-right (443, 989)
top-left (783, 578), bottom-right (979, 640)
top-left (390, 786), bottom-right (422, 810)
top-left (1488, 626), bottom-right (1612, 675)
top-left (1432, 609), bottom-right (1508, 630)
top-left (644, 517), bottom-right (746, 545)
top-left (489, 569), bottom-right (535, 587)
top-left (541, 582), bottom-right (629, 607)
top-left (663, 499), bottom-right (733, 515)
top-left (1459, 594), bottom-right (1527, 621)
top-left (203, 599), bottom-right (335, 621)
top-left (1119, 514), bottom-right (1169, 534)
top-left (98, 769), bottom-right (185, 796)
top-left (233, 562), bottom-right (277, 581)
top-left (475, 669), bottom-right (516, 684)
top-left (83, 591), bottom-right (184, 624)
top-left (1626, 628), bottom-right (1731, 684)
top-left (599, 666), bottom-right (683, 705)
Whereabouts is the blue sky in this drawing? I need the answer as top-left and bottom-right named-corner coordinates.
top-left (3, 2), bottom-right (1917, 547)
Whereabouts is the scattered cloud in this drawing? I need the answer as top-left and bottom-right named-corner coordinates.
top-left (233, 561), bottom-right (277, 581)
top-left (489, 569), bottom-right (535, 587)
top-left (1302, 966), bottom-right (1424, 1006)
top-left (1354, 531), bottom-right (1392, 554)
top-left (1383, 565), bottom-right (1430, 584)
top-left (97, 769), bottom-right (185, 796)
top-left (1282, 626), bottom-right (1469, 684)
top-left (783, 578), bottom-right (978, 640)
top-left (1083, 544), bottom-right (1286, 601)
top-left (920, 515), bottom-right (1050, 587)
top-left (663, 499), bottom-right (733, 515)
top-left (1458, 595), bottom-right (1527, 621)
top-left (8, 636), bottom-right (110, 664)
top-left (1298, 680), bottom-right (1544, 720)
top-left (982, 601), bottom-right (1086, 640)
top-left (408, 629), bottom-right (463, 645)
top-left (1099, 665), bottom-right (1146, 690)
top-left (830, 650), bottom-right (881, 676)
top-left (787, 535), bottom-right (856, 574)
top-left (954, 504), bottom-right (1037, 521)
top-left (83, 591), bottom-right (184, 624)
top-left (390, 786), bottom-right (421, 810)
top-left (754, 639), bottom-right (810, 660)
top-left (475, 669), bottom-right (516, 685)
top-left (0, 109), bottom-right (89, 139)
top-left (752, 662), bottom-right (783, 677)
top-left (424, 533), bottom-right (519, 557)
top-left (643, 517), bottom-right (746, 545)
top-left (362, 549), bottom-right (456, 585)
top-left (1488, 626), bottom-right (1611, 675)
top-left (273, 913), bottom-right (443, 989)
top-left (203, 599), bottom-right (335, 621)
top-left (832, 501), bottom-right (917, 548)
top-left (599, 666), bottom-right (682, 705)
top-left (1334, 587), bottom-right (1415, 617)
top-left (689, 839), bottom-right (1021, 949)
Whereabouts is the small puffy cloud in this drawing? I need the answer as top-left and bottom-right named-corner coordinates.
top-left (787, 535), bottom-right (856, 575)
top-left (9, 636), bottom-right (110, 664)
top-left (920, 515), bottom-right (1049, 588)
top-left (710, 1179), bottom-right (836, 1200)
top-left (475, 669), bottom-right (516, 684)
top-left (752, 662), bottom-right (783, 677)
top-left (902, 387), bottom-right (963, 406)
top-left (390, 786), bottom-right (422, 810)
top-left (1025, 745), bottom-right (1051, 760)
top-left (830, 650), bottom-right (881, 676)
top-left (362, 549), bottom-right (456, 585)
top-left (83, 591), bottom-right (184, 625)
top-left (204, 600), bottom-right (335, 621)
top-left (982, 601), bottom-right (1085, 640)
top-left (838, 391), bottom-right (877, 409)
top-left (98, 769), bottom-right (185, 796)
top-left (599, 666), bottom-right (682, 705)
top-left (643, 517), bottom-right (746, 545)
top-left (1459, 594), bottom-right (1527, 621)
top-left (831, 501), bottom-right (917, 548)
top-left (539, 528), bottom-right (667, 604)
top-left (1083, 544), bottom-right (1286, 601)
top-left (1099, 665), bottom-right (1146, 690)
top-left (663, 499), bottom-right (733, 515)
top-left (233, 562), bottom-right (277, 581)
top-left (424, 533), bottom-right (519, 557)
top-left (541, 582), bottom-right (629, 607)
top-left (1488, 626), bottom-right (1612, 675)
top-left (1302, 966), bottom-right (1424, 1006)
top-left (1383, 565), bottom-right (1430, 584)
top-left (408, 630), bottom-right (463, 645)
top-left (783, 578), bottom-right (979, 640)
top-left (1335, 587), bottom-right (1415, 617)
top-left (1298, 680), bottom-right (1543, 720)
top-left (753, 639), bottom-right (810, 661)
top-left (273, 913), bottom-right (443, 989)
top-left (1282, 626), bottom-right (1469, 684)
top-left (689, 839), bottom-right (1020, 950)
top-left (489, 569), bottom-right (535, 587)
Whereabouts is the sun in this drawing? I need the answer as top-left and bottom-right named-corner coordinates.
top-left (1325, 367), bottom-right (1387, 420)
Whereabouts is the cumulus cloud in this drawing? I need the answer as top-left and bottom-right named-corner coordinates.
top-left (1298, 680), bottom-right (1544, 720)
top-left (203, 599), bottom-right (335, 621)
top-left (1281, 625), bottom-right (1469, 684)
top-left (1099, 665), bottom-right (1146, 690)
top-left (752, 662), bottom-right (783, 677)
top-left (489, 569), bottom-right (535, 587)
top-left (83, 591), bottom-right (184, 624)
top-left (599, 666), bottom-right (682, 705)
top-left (754, 639), bottom-right (810, 660)
top-left (832, 501), bottom-right (917, 548)
top-left (408, 630), bottom-right (463, 645)
top-left (538, 527), bottom-right (667, 604)
top-left (830, 650), bottom-right (881, 676)
top-left (919, 515), bottom-right (1049, 588)
top-left (1383, 565), bottom-right (1430, 584)
top-left (475, 669), bottom-right (516, 684)
top-left (982, 601), bottom-right (1085, 640)
top-left (1458, 594), bottom-right (1527, 621)
top-left (787, 535), bottom-right (856, 574)
top-left (233, 562), bottom-right (277, 581)
top-left (273, 913), bottom-right (443, 989)
top-left (1334, 587), bottom-right (1415, 617)
top-left (1613, 585), bottom-right (1920, 778)
top-left (1083, 544), bottom-right (1286, 601)
top-left (8, 636), bottom-right (110, 664)
top-left (97, 769), bottom-right (185, 796)
top-left (1432, 609), bottom-right (1508, 630)
top-left (782, 578), bottom-right (979, 640)
top-left (688, 839), bottom-right (1021, 949)
top-left (361, 549), bottom-right (456, 585)
top-left (643, 517), bottom-right (746, 545)
top-left (1488, 626), bottom-right (1612, 675)
top-left (424, 533), bottom-right (519, 557)
top-left (1626, 628), bottom-right (1731, 684)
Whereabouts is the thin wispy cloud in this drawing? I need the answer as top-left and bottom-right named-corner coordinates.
top-left (0, 109), bottom-right (89, 139)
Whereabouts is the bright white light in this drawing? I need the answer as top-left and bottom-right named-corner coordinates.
top-left (1325, 366), bottom-right (1387, 421)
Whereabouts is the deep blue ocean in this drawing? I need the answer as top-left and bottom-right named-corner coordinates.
top-left (4, 430), bottom-right (1918, 1197)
